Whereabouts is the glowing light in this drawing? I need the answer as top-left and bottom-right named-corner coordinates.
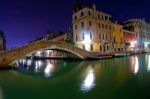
top-left (36, 51), bottom-right (42, 56)
top-left (27, 60), bottom-right (32, 66)
top-left (81, 32), bottom-right (93, 51)
top-left (46, 50), bottom-right (52, 57)
top-left (130, 41), bottom-right (137, 47)
top-left (15, 61), bottom-right (19, 68)
top-left (44, 62), bottom-right (53, 77)
top-left (46, 50), bottom-right (50, 57)
top-left (35, 60), bottom-right (42, 73)
top-left (21, 59), bottom-right (26, 66)
top-left (134, 56), bottom-right (139, 74)
top-left (81, 69), bottom-right (95, 92)
top-left (148, 55), bottom-right (150, 72)
top-left (82, 32), bottom-right (93, 44)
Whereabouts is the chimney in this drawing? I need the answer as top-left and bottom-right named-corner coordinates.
top-left (92, 4), bottom-right (96, 18)
top-left (115, 21), bottom-right (118, 24)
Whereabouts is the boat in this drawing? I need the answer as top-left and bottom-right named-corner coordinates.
top-left (114, 53), bottom-right (129, 57)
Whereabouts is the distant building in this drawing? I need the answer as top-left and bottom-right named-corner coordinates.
top-left (123, 19), bottom-right (150, 52)
top-left (73, 4), bottom-right (114, 53)
top-left (0, 30), bottom-right (6, 51)
top-left (0, 36), bottom-right (3, 51)
top-left (44, 31), bottom-right (67, 41)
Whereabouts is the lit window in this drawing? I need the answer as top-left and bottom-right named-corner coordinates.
top-left (90, 32), bottom-right (93, 40)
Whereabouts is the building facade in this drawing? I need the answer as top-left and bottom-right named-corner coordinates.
top-left (72, 4), bottom-right (114, 53)
top-left (123, 19), bottom-right (150, 52)
top-left (112, 23), bottom-right (125, 52)
top-left (123, 30), bottom-right (137, 52)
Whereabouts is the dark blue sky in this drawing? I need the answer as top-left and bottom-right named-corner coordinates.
top-left (0, 0), bottom-right (149, 49)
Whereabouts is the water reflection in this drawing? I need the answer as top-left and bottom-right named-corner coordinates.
top-left (80, 65), bottom-right (96, 92)
top-left (14, 59), bottom-right (63, 78)
top-left (6, 54), bottom-right (150, 99)
top-left (130, 56), bottom-right (139, 75)
top-left (0, 87), bottom-right (4, 99)
top-left (35, 60), bottom-right (43, 73)
top-left (44, 60), bottom-right (54, 77)
top-left (147, 55), bottom-right (150, 72)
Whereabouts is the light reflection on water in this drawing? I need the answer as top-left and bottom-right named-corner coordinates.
top-left (130, 56), bottom-right (139, 75)
top-left (80, 65), bottom-right (96, 92)
top-left (44, 60), bottom-right (54, 77)
top-left (147, 55), bottom-right (150, 72)
top-left (0, 87), bottom-right (4, 99)
top-left (134, 56), bottom-right (139, 74)
top-left (7, 54), bottom-right (150, 99)
top-left (14, 59), bottom-right (63, 78)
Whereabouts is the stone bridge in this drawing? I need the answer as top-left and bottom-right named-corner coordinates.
top-left (0, 40), bottom-right (90, 68)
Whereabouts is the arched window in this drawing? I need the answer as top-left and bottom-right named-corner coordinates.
top-left (81, 11), bottom-right (84, 17)
top-left (74, 15), bottom-right (77, 20)
top-left (88, 11), bottom-right (91, 16)
top-left (90, 32), bottom-right (93, 40)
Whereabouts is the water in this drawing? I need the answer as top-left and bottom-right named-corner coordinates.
top-left (0, 54), bottom-right (150, 99)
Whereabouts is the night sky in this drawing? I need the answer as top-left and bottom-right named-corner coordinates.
top-left (0, 0), bottom-right (150, 49)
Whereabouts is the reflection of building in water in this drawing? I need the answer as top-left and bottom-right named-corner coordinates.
top-left (0, 87), bottom-right (4, 99)
top-left (80, 65), bottom-right (96, 92)
top-left (44, 60), bottom-right (54, 77)
top-left (130, 56), bottom-right (139, 74)
top-left (14, 59), bottom-right (63, 78)
top-left (147, 55), bottom-right (150, 72)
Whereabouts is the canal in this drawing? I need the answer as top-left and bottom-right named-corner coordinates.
top-left (0, 54), bottom-right (150, 99)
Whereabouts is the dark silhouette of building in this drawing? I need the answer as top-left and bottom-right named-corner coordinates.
top-left (0, 30), bottom-right (6, 51)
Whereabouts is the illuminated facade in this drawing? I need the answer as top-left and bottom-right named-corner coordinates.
top-left (73, 4), bottom-right (113, 53)
top-left (112, 23), bottom-right (125, 52)
top-left (123, 30), bottom-right (137, 52)
top-left (123, 19), bottom-right (150, 52)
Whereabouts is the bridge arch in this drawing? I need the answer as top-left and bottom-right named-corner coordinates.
top-left (0, 40), bottom-right (89, 67)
